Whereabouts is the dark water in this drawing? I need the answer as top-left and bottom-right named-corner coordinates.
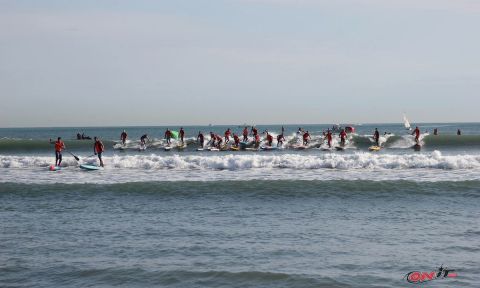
top-left (1, 181), bottom-right (479, 287)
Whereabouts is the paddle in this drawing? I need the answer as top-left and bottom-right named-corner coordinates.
top-left (65, 150), bottom-right (80, 161)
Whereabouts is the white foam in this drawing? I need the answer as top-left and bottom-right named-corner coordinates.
top-left (2, 151), bottom-right (480, 171)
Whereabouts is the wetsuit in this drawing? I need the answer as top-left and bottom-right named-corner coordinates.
top-left (374, 130), bottom-right (380, 146)
top-left (140, 134), bottom-right (148, 145)
top-left (120, 132), bottom-right (127, 145)
top-left (179, 128), bottom-right (185, 143)
top-left (277, 134), bottom-right (285, 147)
top-left (197, 133), bottom-right (204, 147)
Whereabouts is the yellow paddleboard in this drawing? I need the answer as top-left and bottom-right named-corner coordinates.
top-left (369, 146), bottom-right (381, 151)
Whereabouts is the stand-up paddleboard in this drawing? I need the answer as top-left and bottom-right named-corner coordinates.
top-left (230, 146), bottom-right (240, 151)
top-left (219, 145), bottom-right (229, 151)
top-left (49, 165), bottom-right (61, 171)
top-left (335, 146), bottom-right (345, 151)
top-left (239, 142), bottom-right (247, 150)
top-left (164, 146), bottom-right (172, 151)
top-left (196, 147), bottom-right (204, 151)
top-left (321, 147), bottom-right (333, 151)
top-left (79, 164), bottom-right (102, 171)
top-left (369, 146), bottom-right (381, 151)
top-left (245, 147), bottom-right (259, 151)
top-left (208, 147), bottom-right (219, 151)
top-left (260, 146), bottom-right (278, 151)
top-left (177, 144), bottom-right (187, 150)
top-left (293, 145), bottom-right (307, 150)
top-left (413, 144), bottom-right (422, 151)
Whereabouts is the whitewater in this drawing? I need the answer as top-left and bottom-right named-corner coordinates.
top-left (2, 150), bottom-right (480, 183)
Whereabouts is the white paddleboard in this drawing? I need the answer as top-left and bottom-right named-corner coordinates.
top-left (261, 146), bottom-right (279, 151)
top-left (80, 164), bottom-right (102, 171)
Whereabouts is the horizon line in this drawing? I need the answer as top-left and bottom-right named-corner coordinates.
top-left (0, 121), bottom-right (477, 129)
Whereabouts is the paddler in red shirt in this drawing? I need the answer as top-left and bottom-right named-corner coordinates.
top-left (93, 137), bottom-right (105, 167)
top-left (50, 137), bottom-right (65, 166)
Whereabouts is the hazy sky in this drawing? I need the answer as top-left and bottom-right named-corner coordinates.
top-left (1, 0), bottom-right (479, 127)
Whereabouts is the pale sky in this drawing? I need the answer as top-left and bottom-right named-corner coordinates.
top-left (1, 0), bottom-right (479, 127)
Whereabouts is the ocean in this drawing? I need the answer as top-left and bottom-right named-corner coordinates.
top-left (1, 123), bottom-right (479, 287)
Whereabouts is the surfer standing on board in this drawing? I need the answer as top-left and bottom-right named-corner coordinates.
top-left (412, 126), bottom-right (421, 144)
top-left (197, 131), bottom-right (204, 148)
top-left (140, 134), bottom-right (149, 147)
top-left (93, 137), bottom-right (105, 167)
top-left (242, 127), bottom-right (249, 142)
top-left (233, 133), bottom-right (240, 147)
top-left (303, 131), bottom-right (311, 146)
top-left (277, 133), bottom-right (285, 147)
top-left (265, 131), bottom-right (273, 146)
top-left (373, 128), bottom-right (380, 146)
top-left (120, 130), bottom-right (127, 146)
top-left (50, 137), bottom-right (65, 166)
top-left (224, 128), bottom-right (231, 144)
top-left (165, 129), bottom-right (172, 145)
top-left (179, 128), bottom-right (185, 144)
top-left (339, 129), bottom-right (347, 146)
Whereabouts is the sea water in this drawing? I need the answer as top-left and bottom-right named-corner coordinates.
top-left (1, 123), bottom-right (479, 287)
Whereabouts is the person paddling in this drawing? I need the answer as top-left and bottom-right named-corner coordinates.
top-left (254, 133), bottom-right (260, 148)
top-left (373, 128), bottom-right (380, 146)
top-left (215, 134), bottom-right (223, 148)
top-left (197, 131), bottom-right (205, 148)
top-left (209, 132), bottom-right (216, 147)
top-left (251, 126), bottom-right (258, 139)
top-left (412, 126), bottom-right (420, 144)
top-left (140, 134), bottom-right (149, 146)
top-left (165, 129), bottom-right (172, 145)
top-left (265, 131), bottom-right (273, 147)
top-left (325, 130), bottom-right (332, 147)
top-left (242, 126), bottom-right (249, 142)
top-left (277, 133), bottom-right (285, 147)
top-left (339, 129), bottom-right (347, 146)
top-left (50, 137), bottom-right (65, 166)
top-left (179, 127), bottom-right (185, 144)
top-left (233, 133), bottom-right (240, 147)
top-left (224, 128), bottom-right (231, 144)
top-left (303, 131), bottom-right (311, 146)
top-left (120, 130), bottom-right (127, 146)
top-left (93, 137), bottom-right (105, 167)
